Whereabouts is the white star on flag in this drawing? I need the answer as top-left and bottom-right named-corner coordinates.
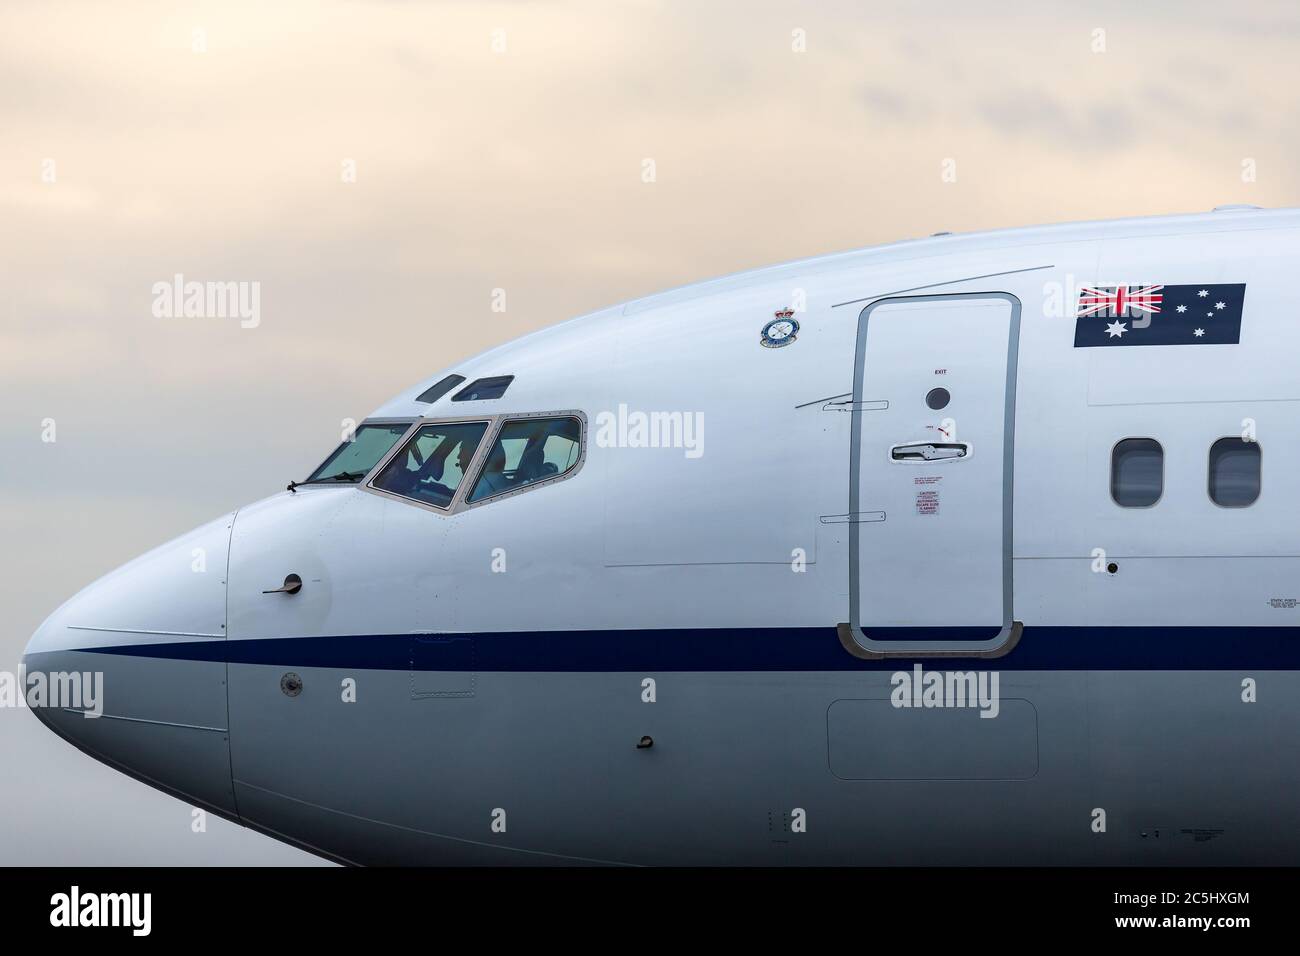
top-left (1215, 301), bottom-right (1226, 309)
top-left (1198, 289), bottom-right (1209, 297)
top-left (1194, 328), bottom-right (1205, 337)
top-left (1106, 321), bottom-right (1127, 338)
top-left (1177, 305), bottom-right (1187, 312)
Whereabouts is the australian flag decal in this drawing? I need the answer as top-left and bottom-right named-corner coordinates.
top-left (1072, 283), bottom-right (1246, 347)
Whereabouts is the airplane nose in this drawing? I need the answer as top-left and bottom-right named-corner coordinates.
top-left (23, 513), bottom-right (239, 817)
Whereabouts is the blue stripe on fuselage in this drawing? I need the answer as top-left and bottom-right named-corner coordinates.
top-left (70, 626), bottom-right (1300, 671)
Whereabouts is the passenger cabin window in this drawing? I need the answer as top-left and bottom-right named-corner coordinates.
top-left (371, 421), bottom-right (489, 509)
top-left (305, 421), bottom-right (413, 484)
top-left (452, 375), bottom-right (514, 402)
top-left (468, 417), bottom-right (582, 503)
top-left (1208, 437), bottom-right (1261, 507)
top-left (415, 374), bottom-right (466, 404)
top-left (1111, 438), bottom-right (1163, 507)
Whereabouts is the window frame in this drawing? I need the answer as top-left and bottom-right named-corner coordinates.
top-left (1207, 436), bottom-right (1262, 509)
top-left (363, 416), bottom-right (495, 514)
top-left (362, 410), bottom-right (587, 515)
top-left (1109, 436), bottom-right (1164, 509)
top-left (462, 412), bottom-right (587, 510)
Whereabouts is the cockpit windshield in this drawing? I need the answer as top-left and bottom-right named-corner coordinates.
top-left (370, 420), bottom-right (490, 509)
top-left (302, 421), bottom-right (413, 485)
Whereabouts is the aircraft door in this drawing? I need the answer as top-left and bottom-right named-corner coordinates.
top-left (845, 293), bottom-right (1021, 656)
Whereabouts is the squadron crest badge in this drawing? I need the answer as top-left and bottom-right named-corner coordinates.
top-left (760, 309), bottom-right (799, 348)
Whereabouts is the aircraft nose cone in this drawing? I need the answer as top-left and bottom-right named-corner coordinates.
top-left (22, 513), bottom-right (239, 816)
top-left (22, 615), bottom-right (63, 733)
top-left (23, 616), bottom-right (48, 667)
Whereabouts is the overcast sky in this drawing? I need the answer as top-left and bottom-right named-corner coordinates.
top-left (2, 0), bottom-right (1297, 864)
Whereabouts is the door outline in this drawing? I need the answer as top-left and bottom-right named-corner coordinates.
top-left (844, 291), bottom-right (1022, 658)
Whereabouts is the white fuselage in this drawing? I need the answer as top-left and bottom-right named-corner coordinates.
top-left (25, 208), bottom-right (1300, 864)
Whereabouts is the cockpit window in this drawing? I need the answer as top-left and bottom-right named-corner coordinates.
top-left (304, 422), bottom-right (413, 484)
top-left (416, 374), bottom-right (466, 404)
top-left (468, 417), bottom-right (582, 503)
top-left (452, 375), bottom-right (514, 402)
top-left (370, 421), bottom-right (490, 509)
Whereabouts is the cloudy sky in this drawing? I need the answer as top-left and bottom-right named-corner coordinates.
top-left (2, 0), bottom-right (1297, 864)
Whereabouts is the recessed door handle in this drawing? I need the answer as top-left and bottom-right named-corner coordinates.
top-left (891, 442), bottom-right (969, 462)
top-left (263, 573), bottom-right (303, 595)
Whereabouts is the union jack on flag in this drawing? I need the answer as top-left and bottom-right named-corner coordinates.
top-left (1076, 284), bottom-right (1165, 318)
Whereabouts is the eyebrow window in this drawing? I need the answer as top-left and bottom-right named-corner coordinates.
top-left (468, 417), bottom-right (582, 503)
top-left (1208, 437), bottom-right (1261, 507)
top-left (370, 421), bottom-right (489, 509)
top-left (415, 374), bottom-right (466, 404)
top-left (304, 422), bottom-right (413, 484)
top-left (1110, 438), bottom-right (1163, 507)
top-left (452, 376), bottom-right (514, 402)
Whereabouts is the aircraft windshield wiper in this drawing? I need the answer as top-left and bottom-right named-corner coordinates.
top-left (288, 471), bottom-right (367, 492)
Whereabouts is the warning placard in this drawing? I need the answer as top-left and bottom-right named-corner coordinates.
top-left (914, 475), bottom-right (941, 515)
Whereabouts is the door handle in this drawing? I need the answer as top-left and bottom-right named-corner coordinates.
top-left (263, 573), bottom-right (303, 595)
top-left (890, 441), bottom-right (969, 462)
